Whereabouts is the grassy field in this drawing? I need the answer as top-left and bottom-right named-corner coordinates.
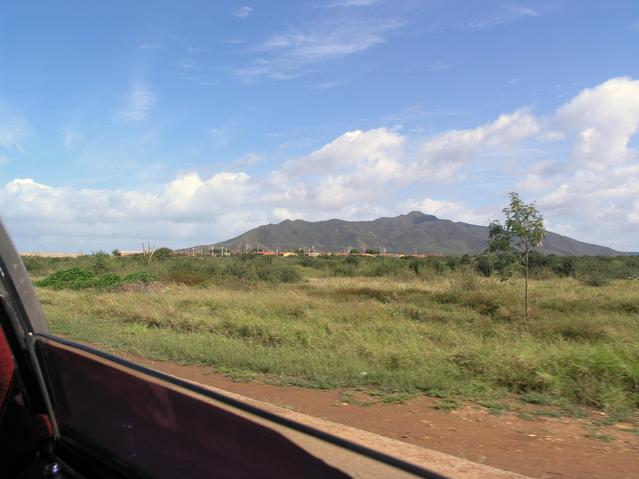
top-left (30, 253), bottom-right (639, 422)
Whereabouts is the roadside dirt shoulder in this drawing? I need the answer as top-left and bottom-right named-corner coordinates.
top-left (120, 353), bottom-right (639, 479)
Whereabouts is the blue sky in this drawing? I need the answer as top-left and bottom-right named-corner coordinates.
top-left (1, 0), bottom-right (638, 252)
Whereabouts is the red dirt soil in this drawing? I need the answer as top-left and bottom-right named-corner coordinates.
top-left (120, 354), bottom-right (638, 479)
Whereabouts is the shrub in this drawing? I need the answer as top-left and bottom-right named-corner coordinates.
top-left (37, 268), bottom-right (158, 290)
top-left (475, 255), bottom-right (494, 277)
top-left (331, 263), bottom-right (357, 277)
top-left (90, 273), bottom-right (124, 289)
top-left (449, 267), bottom-right (480, 292)
top-left (154, 247), bottom-right (174, 259)
top-left (533, 316), bottom-right (608, 342)
top-left (275, 267), bottom-right (302, 283)
top-left (36, 268), bottom-right (96, 289)
top-left (578, 270), bottom-right (610, 287)
top-left (22, 256), bottom-right (57, 275)
top-left (164, 270), bottom-right (211, 286)
top-left (370, 259), bottom-right (404, 277)
top-left (91, 252), bottom-right (111, 274)
top-left (124, 271), bottom-right (157, 284)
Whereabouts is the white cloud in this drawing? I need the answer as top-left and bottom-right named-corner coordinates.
top-left (235, 152), bottom-right (264, 166)
top-left (210, 126), bottom-right (232, 148)
top-left (284, 128), bottom-right (404, 176)
top-left (416, 108), bottom-right (540, 180)
top-left (237, 17), bottom-right (401, 80)
top-left (465, 5), bottom-right (539, 31)
top-left (276, 128), bottom-right (407, 210)
top-left (401, 197), bottom-right (492, 225)
top-left (5, 77), bottom-right (639, 252)
top-left (535, 77), bottom-right (639, 250)
top-left (517, 160), bottom-right (561, 192)
top-left (556, 76), bottom-right (639, 169)
top-left (63, 128), bottom-right (82, 150)
top-left (233, 6), bottom-right (253, 19)
top-left (0, 114), bottom-right (29, 153)
top-left (538, 130), bottom-right (565, 142)
top-left (307, 80), bottom-right (343, 90)
top-left (0, 172), bottom-right (255, 251)
top-left (257, 19), bottom-right (399, 60)
top-left (118, 84), bottom-right (156, 122)
top-left (328, 0), bottom-right (382, 7)
top-left (137, 43), bottom-right (161, 50)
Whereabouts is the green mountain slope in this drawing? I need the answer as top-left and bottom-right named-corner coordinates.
top-left (183, 211), bottom-right (626, 256)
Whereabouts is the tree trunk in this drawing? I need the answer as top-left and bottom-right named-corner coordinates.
top-left (524, 244), bottom-right (529, 321)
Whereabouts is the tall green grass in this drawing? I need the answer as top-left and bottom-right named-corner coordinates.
top-left (36, 273), bottom-right (639, 419)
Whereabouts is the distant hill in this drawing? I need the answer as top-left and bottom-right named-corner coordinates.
top-left (181, 211), bottom-right (629, 256)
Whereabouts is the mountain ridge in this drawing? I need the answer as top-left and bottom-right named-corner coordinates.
top-left (181, 211), bottom-right (631, 256)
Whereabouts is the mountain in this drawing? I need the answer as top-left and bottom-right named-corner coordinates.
top-left (182, 211), bottom-right (628, 256)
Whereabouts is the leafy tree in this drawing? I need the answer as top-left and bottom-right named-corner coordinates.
top-left (154, 247), bottom-right (174, 259)
top-left (488, 192), bottom-right (545, 320)
top-left (111, 248), bottom-right (121, 256)
top-left (475, 255), bottom-right (494, 277)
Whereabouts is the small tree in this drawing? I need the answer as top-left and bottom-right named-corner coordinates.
top-left (488, 192), bottom-right (545, 320)
top-left (154, 247), bottom-right (174, 260)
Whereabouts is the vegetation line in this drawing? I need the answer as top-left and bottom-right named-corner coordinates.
top-left (25, 251), bottom-right (639, 423)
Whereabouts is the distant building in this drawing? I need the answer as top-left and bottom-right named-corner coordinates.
top-left (119, 250), bottom-right (143, 256)
top-left (20, 252), bottom-right (84, 258)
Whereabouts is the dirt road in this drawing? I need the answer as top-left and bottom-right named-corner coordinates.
top-left (120, 353), bottom-right (638, 479)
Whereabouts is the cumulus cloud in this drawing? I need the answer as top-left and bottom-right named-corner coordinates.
top-left (416, 108), bottom-right (540, 180)
top-left (276, 128), bottom-right (406, 210)
top-left (517, 160), bottom-right (562, 192)
top-left (401, 197), bottom-right (492, 225)
top-left (556, 77), bottom-right (639, 169)
top-left (284, 128), bottom-right (404, 176)
top-left (235, 152), bottom-right (264, 166)
top-left (5, 77), bottom-right (639, 252)
top-left (0, 173), bottom-right (255, 252)
top-left (535, 77), bottom-right (639, 250)
top-left (1, 173), bottom-right (252, 225)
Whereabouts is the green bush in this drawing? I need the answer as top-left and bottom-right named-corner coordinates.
top-left (164, 270), bottom-right (211, 286)
top-left (578, 270), bottom-right (611, 287)
top-left (37, 268), bottom-right (158, 290)
top-left (90, 273), bottom-right (124, 289)
top-left (22, 256), bottom-right (60, 275)
top-left (532, 316), bottom-right (608, 342)
top-left (124, 271), bottom-right (157, 284)
top-left (154, 247), bottom-right (174, 259)
top-left (36, 268), bottom-right (96, 289)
